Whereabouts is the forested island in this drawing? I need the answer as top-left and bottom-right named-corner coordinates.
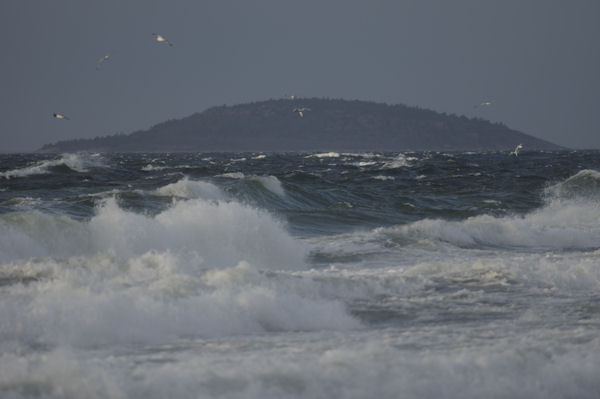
top-left (37, 98), bottom-right (562, 153)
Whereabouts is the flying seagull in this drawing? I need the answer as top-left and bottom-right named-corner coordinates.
top-left (96, 53), bottom-right (110, 70)
top-left (474, 100), bottom-right (492, 108)
top-left (152, 33), bottom-right (173, 46)
top-left (53, 113), bottom-right (70, 120)
top-left (293, 107), bottom-right (310, 117)
top-left (510, 144), bottom-right (523, 156)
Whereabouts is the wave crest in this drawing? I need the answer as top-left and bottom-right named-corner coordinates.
top-left (155, 178), bottom-right (225, 200)
top-left (1, 195), bottom-right (306, 270)
top-left (0, 153), bottom-right (103, 179)
top-left (545, 169), bottom-right (600, 201)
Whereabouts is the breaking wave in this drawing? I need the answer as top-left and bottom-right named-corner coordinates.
top-left (0, 195), bottom-right (304, 268)
top-left (385, 170), bottom-right (600, 251)
top-left (400, 202), bottom-right (599, 251)
top-left (155, 178), bottom-right (226, 200)
top-left (0, 191), bottom-right (362, 347)
top-left (0, 153), bottom-right (103, 179)
top-left (545, 169), bottom-right (600, 200)
top-left (250, 175), bottom-right (286, 197)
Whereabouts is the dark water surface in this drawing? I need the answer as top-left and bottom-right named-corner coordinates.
top-left (1, 151), bottom-right (599, 398)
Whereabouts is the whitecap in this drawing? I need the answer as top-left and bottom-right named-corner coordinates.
top-left (545, 169), bottom-right (600, 200)
top-left (305, 152), bottom-right (340, 159)
top-left (0, 153), bottom-right (103, 179)
top-left (397, 197), bottom-right (600, 251)
top-left (250, 175), bottom-right (286, 197)
top-left (357, 161), bottom-right (377, 167)
top-left (141, 164), bottom-right (169, 171)
top-left (217, 172), bottom-right (245, 179)
top-left (381, 155), bottom-right (409, 169)
top-left (373, 175), bottom-right (395, 181)
top-left (155, 178), bottom-right (225, 200)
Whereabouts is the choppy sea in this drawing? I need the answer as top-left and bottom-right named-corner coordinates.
top-left (1, 150), bottom-right (599, 398)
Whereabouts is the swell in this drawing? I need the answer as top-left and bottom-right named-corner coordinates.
top-left (0, 192), bottom-right (362, 347)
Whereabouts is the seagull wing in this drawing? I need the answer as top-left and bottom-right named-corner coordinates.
top-left (154, 34), bottom-right (173, 46)
top-left (96, 53), bottom-right (109, 69)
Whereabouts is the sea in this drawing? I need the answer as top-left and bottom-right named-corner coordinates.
top-left (0, 150), bottom-right (599, 398)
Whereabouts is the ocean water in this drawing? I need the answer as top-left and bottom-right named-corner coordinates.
top-left (1, 150), bottom-right (599, 398)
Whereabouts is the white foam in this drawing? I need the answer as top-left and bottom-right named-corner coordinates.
top-left (0, 211), bottom-right (90, 261)
top-left (250, 175), bottom-right (286, 197)
top-left (1, 327), bottom-right (597, 398)
top-left (141, 164), bottom-right (168, 171)
top-left (342, 152), bottom-right (381, 158)
top-left (0, 257), bottom-right (358, 350)
top-left (398, 196), bottom-right (600, 250)
top-left (483, 199), bottom-right (501, 204)
top-left (380, 154), bottom-right (409, 169)
top-left (0, 194), bottom-right (363, 349)
top-left (545, 169), bottom-right (600, 200)
top-left (217, 172), bottom-right (245, 179)
top-left (373, 175), bottom-right (395, 181)
top-left (0, 153), bottom-right (102, 179)
top-left (347, 171), bottom-right (599, 252)
top-left (2, 166), bottom-right (599, 398)
top-left (305, 152), bottom-right (340, 159)
top-left (92, 197), bottom-right (304, 267)
top-left (1, 193), bottom-right (306, 266)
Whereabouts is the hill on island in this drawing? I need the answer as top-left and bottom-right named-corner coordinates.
top-left (37, 98), bottom-right (562, 153)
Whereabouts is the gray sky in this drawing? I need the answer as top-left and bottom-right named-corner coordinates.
top-left (1, 0), bottom-right (599, 152)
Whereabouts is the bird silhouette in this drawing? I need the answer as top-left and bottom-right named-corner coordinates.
top-left (152, 33), bottom-right (173, 46)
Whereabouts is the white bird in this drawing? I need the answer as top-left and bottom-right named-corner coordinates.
top-left (474, 100), bottom-right (492, 108)
top-left (510, 144), bottom-right (523, 156)
top-left (96, 53), bottom-right (110, 70)
top-left (53, 113), bottom-right (70, 120)
top-left (293, 107), bottom-right (310, 117)
top-left (152, 33), bottom-right (173, 46)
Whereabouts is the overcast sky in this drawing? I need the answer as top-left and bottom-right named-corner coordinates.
top-left (1, 0), bottom-right (598, 152)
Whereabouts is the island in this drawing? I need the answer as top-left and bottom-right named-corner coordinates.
top-left (37, 98), bottom-right (562, 153)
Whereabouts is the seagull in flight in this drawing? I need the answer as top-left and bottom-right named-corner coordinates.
top-left (474, 100), bottom-right (492, 108)
top-left (293, 107), bottom-right (310, 118)
top-left (510, 144), bottom-right (523, 156)
top-left (152, 33), bottom-right (173, 46)
top-left (96, 53), bottom-right (110, 70)
top-left (53, 113), bottom-right (70, 120)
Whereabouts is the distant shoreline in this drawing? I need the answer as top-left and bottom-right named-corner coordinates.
top-left (37, 98), bottom-right (564, 153)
